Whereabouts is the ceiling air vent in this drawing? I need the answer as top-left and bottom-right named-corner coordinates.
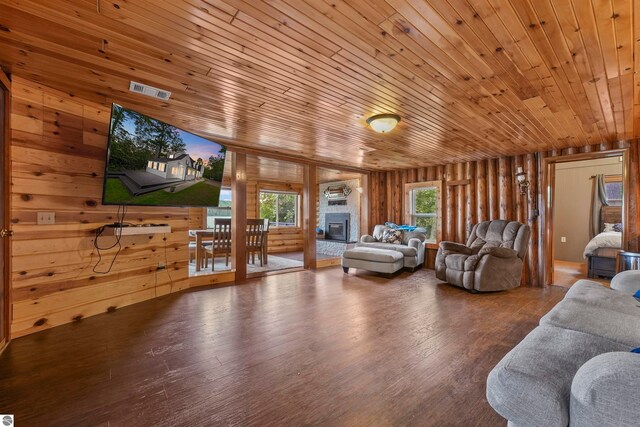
top-left (128, 81), bottom-right (172, 100)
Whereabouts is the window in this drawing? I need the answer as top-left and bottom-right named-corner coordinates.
top-left (147, 160), bottom-right (153, 169)
top-left (405, 181), bottom-right (441, 243)
top-left (604, 176), bottom-right (622, 206)
top-left (160, 163), bottom-right (166, 172)
top-left (259, 190), bottom-right (298, 227)
top-left (206, 187), bottom-right (232, 227)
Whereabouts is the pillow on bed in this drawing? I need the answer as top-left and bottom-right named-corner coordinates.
top-left (603, 222), bottom-right (622, 232)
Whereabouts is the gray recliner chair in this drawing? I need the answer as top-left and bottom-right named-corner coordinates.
top-left (435, 220), bottom-right (531, 292)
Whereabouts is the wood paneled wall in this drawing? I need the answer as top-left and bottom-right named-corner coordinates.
top-left (9, 77), bottom-right (232, 337)
top-left (370, 140), bottom-right (640, 287)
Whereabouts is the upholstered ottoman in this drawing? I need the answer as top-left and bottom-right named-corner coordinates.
top-left (342, 247), bottom-right (404, 276)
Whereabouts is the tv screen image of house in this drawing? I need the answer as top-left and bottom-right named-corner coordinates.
top-left (102, 104), bottom-right (227, 207)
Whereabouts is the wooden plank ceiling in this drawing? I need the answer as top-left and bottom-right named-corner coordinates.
top-left (0, 0), bottom-right (638, 170)
top-left (221, 155), bottom-right (362, 183)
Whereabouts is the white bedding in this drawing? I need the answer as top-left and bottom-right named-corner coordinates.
top-left (583, 231), bottom-right (622, 258)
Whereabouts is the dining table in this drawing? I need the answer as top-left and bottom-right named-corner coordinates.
top-left (189, 227), bottom-right (269, 271)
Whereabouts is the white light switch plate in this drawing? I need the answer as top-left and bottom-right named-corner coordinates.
top-left (37, 212), bottom-right (55, 225)
top-left (560, 236), bottom-right (567, 243)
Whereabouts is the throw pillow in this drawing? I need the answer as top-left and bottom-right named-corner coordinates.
top-left (613, 223), bottom-right (623, 232)
top-left (381, 229), bottom-right (402, 245)
top-left (603, 223), bottom-right (617, 232)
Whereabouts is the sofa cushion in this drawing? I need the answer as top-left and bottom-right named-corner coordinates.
top-left (486, 325), bottom-right (629, 427)
top-left (464, 255), bottom-right (480, 271)
top-left (563, 280), bottom-right (640, 315)
top-left (444, 254), bottom-right (468, 271)
top-left (467, 220), bottom-right (530, 258)
top-left (343, 247), bottom-right (403, 263)
top-left (381, 229), bottom-right (402, 244)
top-left (478, 247), bottom-right (518, 258)
top-left (356, 242), bottom-right (418, 257)
top-left (540, 299), bottom-right (640, 348)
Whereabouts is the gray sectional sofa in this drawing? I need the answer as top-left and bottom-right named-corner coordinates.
top-left (487, 278), bottom-right (640, 426)
top-left (358, 224), bottom-right (426, 270)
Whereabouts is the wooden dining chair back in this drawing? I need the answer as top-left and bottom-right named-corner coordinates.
top-left (205, 218), bottom-right (232, 271)
top-left (193, 230), bottom-right (213, 270)
top-left (246, 219), bottom-right (267, 266)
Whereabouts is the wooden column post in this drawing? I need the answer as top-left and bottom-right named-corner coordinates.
top-left (360, 173), bottom-right (370, 237)
top-left (303, 164), bottom-right (317, 270)
top-left (232, 152), bottom-right (247, 283)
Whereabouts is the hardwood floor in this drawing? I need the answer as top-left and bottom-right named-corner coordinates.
top-left (552, 259), bottom-right (610, 288)
top-left (0, 267), bottom-right (566, 426)
top-left (275, 251), bottom-right (337, 262)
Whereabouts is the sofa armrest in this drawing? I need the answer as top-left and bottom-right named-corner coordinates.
top-left (408, 238), bottom-right (425, 263)
top-left (360, 235), bottom-right (376, 243)
top-left (610, 270), bottom-right (640, 295)
top-left (439, 241), bottom-right (472, 255)
top-left (407, 238), bottom-right (423, 250)
top-left (570, 352), bottom-right (640, 427)
top-left (478, 247), bottom-right (518, 259)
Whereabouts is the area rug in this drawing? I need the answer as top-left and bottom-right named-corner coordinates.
top-left (189, 254), bottom-right (303, 276)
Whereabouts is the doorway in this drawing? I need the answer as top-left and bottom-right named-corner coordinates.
top-left (0, 72), bottom-right (9, 352)
top-left (543, 150), bottom-right (629, 287)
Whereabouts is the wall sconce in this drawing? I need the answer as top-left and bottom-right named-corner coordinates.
top-left (515, 167), bottom-right (530, 195)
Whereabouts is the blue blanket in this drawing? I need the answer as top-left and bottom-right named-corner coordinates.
top-left (384, 222), bottom-right (417, 232)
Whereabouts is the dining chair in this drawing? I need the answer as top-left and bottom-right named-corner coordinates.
top-left (204, 218), bottom-right (232, 271)
top-left (247, 218), bottom-right (267, 266)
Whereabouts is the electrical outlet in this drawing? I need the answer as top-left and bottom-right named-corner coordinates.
top-left (561, 236), bottom-right (567, 243)
top-left (37, 212), bottom-right (55, 225)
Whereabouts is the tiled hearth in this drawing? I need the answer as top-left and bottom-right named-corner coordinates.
top-left (316, 239), bottom-right (357, 257)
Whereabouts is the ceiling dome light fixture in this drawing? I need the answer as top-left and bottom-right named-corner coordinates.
top-left (366, 113), bottom-right (401, 133)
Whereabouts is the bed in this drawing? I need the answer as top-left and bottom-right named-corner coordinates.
top-left (584, 206), bottom-right (622, 279)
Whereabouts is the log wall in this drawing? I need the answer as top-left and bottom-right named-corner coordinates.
top-left (9, 77), bottom-right (233, 337)
top-left (370, 141), bottom-right (640, 287)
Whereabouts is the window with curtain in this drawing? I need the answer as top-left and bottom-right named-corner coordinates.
top-left (259, 190), bottom-right (298, 227)
top-left (206, 187), bottom-right (232, 227)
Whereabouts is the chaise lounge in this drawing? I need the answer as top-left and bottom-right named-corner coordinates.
top-left (357, 224), bottom-right (427, 271)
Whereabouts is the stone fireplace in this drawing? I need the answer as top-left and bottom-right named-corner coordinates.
top-left (325, 213), bottom-right (350, 242)
top-left (317, 178), bottom-right (360, 256)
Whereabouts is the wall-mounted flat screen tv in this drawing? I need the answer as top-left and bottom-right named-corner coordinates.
top-left (102, 104), bottom-right (227, 207)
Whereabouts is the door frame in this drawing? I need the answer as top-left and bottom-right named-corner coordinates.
top-left (541, 149), bottom-right (629, 286)
top-left (0, 68), bottom-right (10, 353)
